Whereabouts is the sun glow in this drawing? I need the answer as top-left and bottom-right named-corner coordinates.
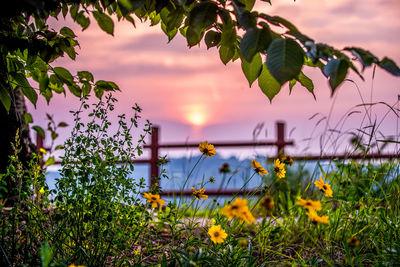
top-left (184, 104), bottom-right (208, 126)
top-left (188, 111), bottom-right (206, 126)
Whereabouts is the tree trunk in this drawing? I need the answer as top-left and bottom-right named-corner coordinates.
top-left (0, 75), bottom-right (36, 206)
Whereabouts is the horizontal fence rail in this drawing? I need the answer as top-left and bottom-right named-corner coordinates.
top-left (35, 121), bottom-right (400, 196)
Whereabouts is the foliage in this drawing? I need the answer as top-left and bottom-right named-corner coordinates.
top-left (1, 0), bottom-right (400, 112)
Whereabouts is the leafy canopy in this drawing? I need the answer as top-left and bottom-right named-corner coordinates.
top-left (1, 0), bottom-right (399, 109)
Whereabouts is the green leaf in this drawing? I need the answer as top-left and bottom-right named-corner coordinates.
top-left (95, 80), bottom-right (118, 91)
top-left (240, 28), bottom-right (260, 62)
top-left (161, 22), bottom-right (178, 42)
top-left (24, 113), bottom-right (33, 124)
top-left (53, 67), bottom-right (74, 84)
top-left (297, 71), bottom-right (315, 99)
top-left (323, 58), bottom-right (349, 94)
top-left (220, 25), bottom-right (236, 47)
top-left (67, 84), bottom-right (81, 97)
top-left (43, 88), bottom-right (53, 104)
top-left (266, 38), bottom-right (305, 85)
top-left (60, 27), bottom-right (76, 38)
top-left (11, 73), bottom-right (38, 106)
top-left (186, 26), bottom-right (203, 47)
top-left (344, 47), bottom-right (377, 71)
top-left (118, 0), bottom-right (145, 16)
top-left (55, 145), bottom-right (64, 150)
top-left (125, 15), bottom-right (136, 27)
top-left (219, 45), bottom-right (235, 65)
top-left (49, 74), bottom-right (65, 94)
top-left (57, 122), bottom-right (68, 127)
top-left (378, 57), bottom-right (400, 76)
top-left (289, 79), bottom-right (296, 93)
top-left (0, 83), bottom-right (11, 112)
top-left (62, 3), bottom-right (68, 18)
top-left (32, 126), bottom-right (45, 139)
top-left (160, 6), bottom-right (184, 33)
top-left (60, 39), bottom-right (77, 60)
top-left (241, 53), bottom-right (262, 87)
top-left (76, 12), bottom-right (90, 30)
top-left (39, 75), bottom-right (49, 93)
top-left (236, 11), bottom-right (257, 30)
top-left (188, 1), bottom-right (218, 32)
top-left (258, 63), bottom-right (281, 102)
top-left (45, 156), bottom-right (56, 167)
top-left (93, 10), bottom-right (114, 36)
top-left (261, 15), bottom-right (298, 32)
top-left (239, 0), bottom-right (256, 11)
top-left (94, 85), bottom-right (104, 99)
top-left (204, 30), bottom-right (221, 49)
top-left (82, 82), bottom-right (91, 96)
top-left (77, 71), bottom-right (94, 82)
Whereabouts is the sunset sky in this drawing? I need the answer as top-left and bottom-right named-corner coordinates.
top-left (28, 0), bottom-right (400, 158)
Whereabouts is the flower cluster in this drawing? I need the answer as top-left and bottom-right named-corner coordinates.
top-left (221, 198), bottom-right (256, 224)
top-left (296, 197), bottom-right (328, 224)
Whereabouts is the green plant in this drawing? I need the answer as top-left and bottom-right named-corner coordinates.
top-left (48, 94), bottom-right (152, 266)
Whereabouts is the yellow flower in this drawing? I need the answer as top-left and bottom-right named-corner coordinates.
top-left (143, 192), bottom-right (166, 208)
top-left (251, 160), bottom-right (269, 175)
top-left (208, 225), bottom-right (227, 244)
top-left (314, 176), bottom-right (333, 197)
top-left (347, 236), bottom-right (361, 247)
top-left (199, 141), bottom-right (216, 157)
top-left (191, 186), bottom-right (208, 200)
top-left (238, 238), bottom-right (248, 248)
top-left (307, 209), bottom-right (329, 224)
top-left (259, 195), bottom-right (274, 212)
top-left (39, 187), bottom-right (45, 195)
top-left (219, 163), bottom-right (231, 174)
top-left (281, 155), bottom-right (293, 166)
top-left (238, 207), bottom-right (256, 224)
top-left (221, 198), bottom-right (255, 224)
top-left (296, 197), bottom-right (322, 211)
top-left (273, 159), bottom-right (286, 178)
top-left (221, 198), bottom-right (248, 219)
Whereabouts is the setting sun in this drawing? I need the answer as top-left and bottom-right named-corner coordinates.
top-left (188, 111), bottom-right (206, 126)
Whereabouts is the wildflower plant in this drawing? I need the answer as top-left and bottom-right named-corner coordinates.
top-left (52, 94), bottom-right (152, 265)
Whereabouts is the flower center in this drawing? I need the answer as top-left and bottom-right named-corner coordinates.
top-left (151, 197), bottom-right (157, 201)
top-left (274, 167), bottom-right (280, 173)
top-left (203, 148), bottom-right (209, 153)
top-left (213, 232), bottom-right (220, 237)
top-left (305, 201), bottom-right (312, 206)
top-left (322, 185), bottom-right (327, 190)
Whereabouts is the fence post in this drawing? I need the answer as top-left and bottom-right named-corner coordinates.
top-left (276, 121), bottom-right (286, 156)
top-left (36, 133), bottom-right (45, 168)
top-left (149, 127), bottom-right (159, 188)
top-left (36, 132), bottom-right (44, 151)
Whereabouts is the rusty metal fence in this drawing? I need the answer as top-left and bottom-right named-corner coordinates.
top-left (35, 121), bottom-right (399, 196)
